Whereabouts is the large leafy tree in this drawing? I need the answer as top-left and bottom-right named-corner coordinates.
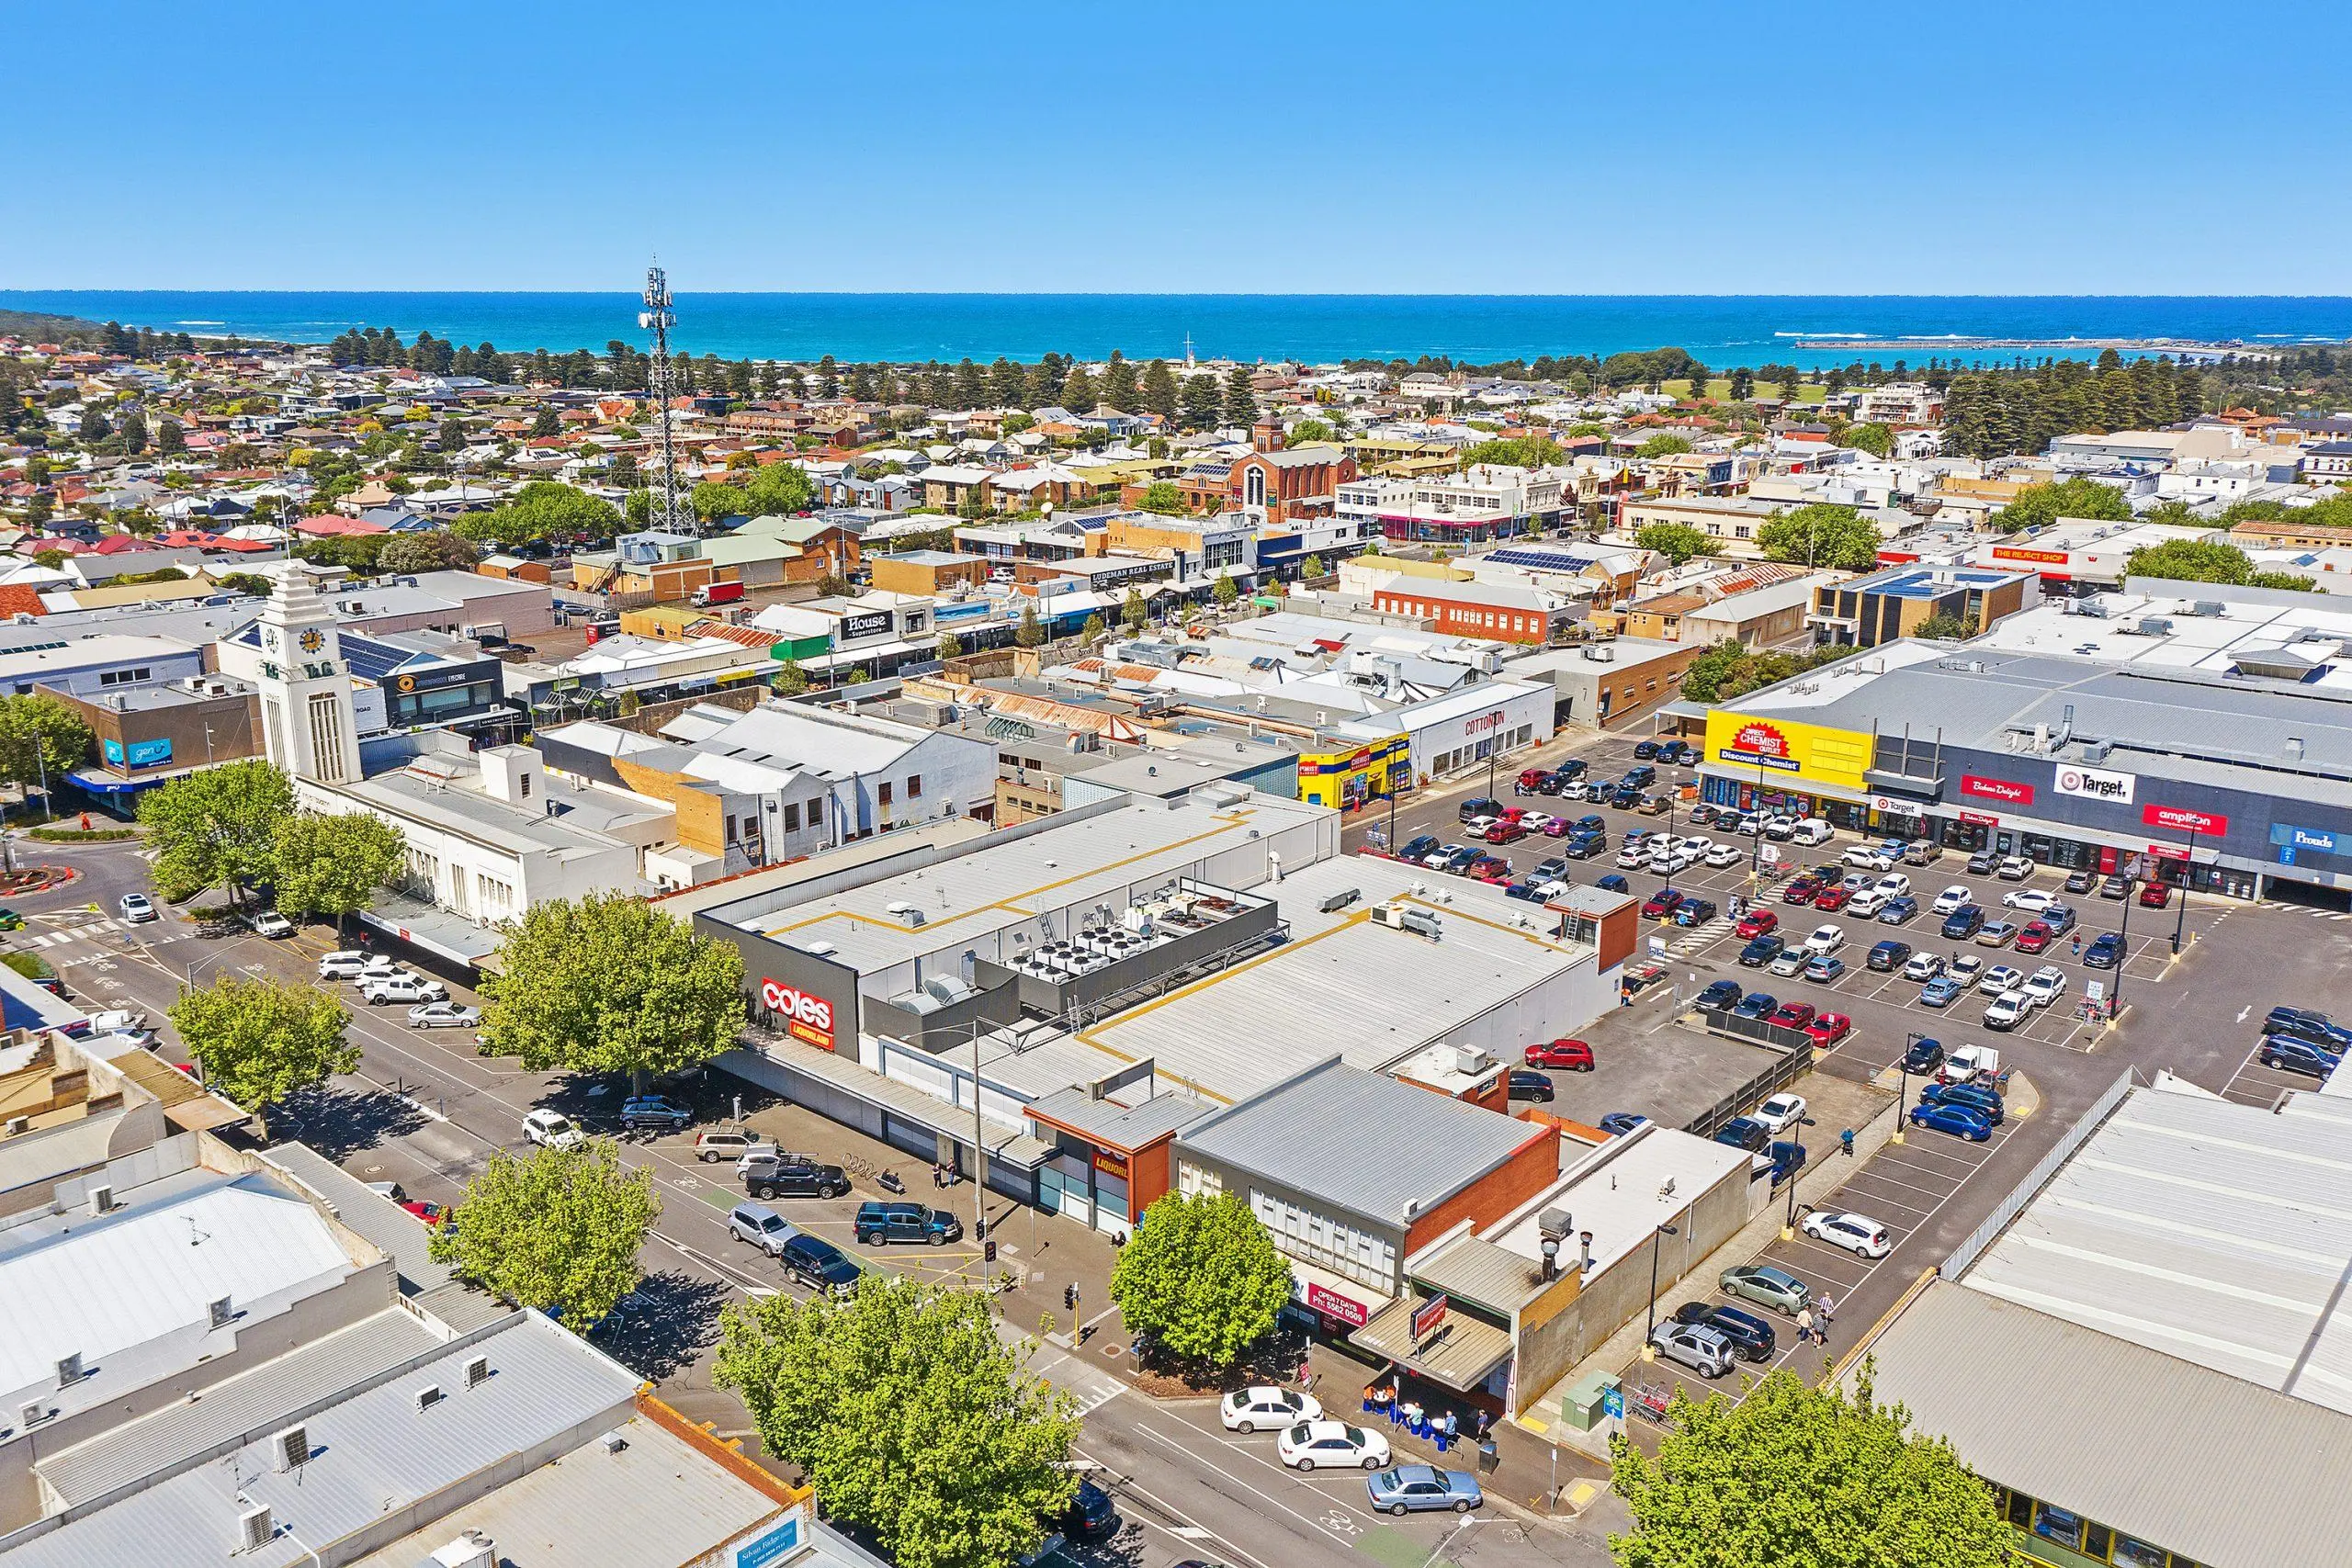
top-left (1138, 480), bottom-right (1185, 515)
top-left (431, 1140), bottom-right (658, 1328)
top-left (272, 812), bottom-right (406, 931)
top-left (1756, 502), bottom-right (1882, 572)
top-left (714, 1277), bottom-right (1081, 1568)
top-left (1609, 1367), bottom-right (2009, 1568)
top-left (478, 893), bottom-right (745, 1088)
top-left (1842, 421), bottom-right (1894, 457)
top-left (1460, 435), bottom-right (1562, 470)
top-left (0, 694), bottom-right (91, 797)
top-left (450, 480), bottom-right (621, 547)
top-left (1110, 1190), bottom-right (1293, 1371)
top-left (170, 974), bottom-right (356, 1111)
top-left (1634, 523), bottom-right (1712, 567)
top-left (1635, 433), bottom-right (1694, 458)
top-left (376, 530), bottom-right (480, 573)
top-left (1989, 476), bottom-right (2132, 534)
top-left (138, 759), bottom-right (293, 902)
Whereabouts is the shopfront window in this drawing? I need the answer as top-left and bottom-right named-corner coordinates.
top-left (2032, 1505), bottom-right (2084, 1551)
top-left (1940, 818), bottom-right (1990, 852)
top-left (2110, 1537), bottom-right (2167, 1568)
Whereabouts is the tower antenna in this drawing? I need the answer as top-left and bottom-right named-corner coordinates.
top-left (639, 264), bottom-right (690, 535)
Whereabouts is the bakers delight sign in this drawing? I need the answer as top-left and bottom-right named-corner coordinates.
top-left (761, 977), bottom-right (837, 1050)
top-left (1960, 774), bottom-right (2034, 806)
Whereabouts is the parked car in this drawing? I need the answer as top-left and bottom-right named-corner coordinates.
top-left (406, 1001), bottom-right (482, 1029)
top-left (1866, 939), bottom-right (1912, 972)
top-left (1903, 840), bottom-right (1943, 866)
top-left (1280, 1419), bottom-right (1391, 1472)
top-left (1842, 844), bottom-right (1897, 872)
top-left (1908, 1101), bottom-right (1994, 1141)
top-left (1640, 888), bottom-right (1685, 919)
top-left (1977, 964), bottom-right (2025, 995)
top-left (1769, 949), bottom-right (1809, 977)
top-left (1802, 1212), bottom-right (1893, 1259)
top-left (1599, 1111), bottom-right (1650, 1136)
top-left (1525, 1038), bottom-right (1595, 1070)
top-left (2019, 967), bottom-right (2069, 1010)
top-left (1803, 954), bottom-right (1847, 983)
top-left (1753, 1092), bottom-right (1807, 1134)
top-left (2012, 920), bottom-right (2056, 955)
top-left (729, 1201), bottom-right (800, 1257)
top-left (1222, 1385), bottom-right (1322, 1433)
top-left (359, 973), bottom-right (448, 1006)
top-left (1939, 906), bottom-right (1986, 940)
top-left (1919, 976), bottom-right (1965, 1008)
top-left (2265, 1007), bottom-right (2352, 1044)
top-left (1672, 1301), bottom-right (1778, 1360)
top-left (1919, 1081), bottom-right (2005, 1123)
top-left (1730, 992), bottom-right (1779, 1021)
top-left (1703, 843), bottom-right (1746, 868)
top-left (2098, 874), bottom-right (2133, 899)
top-left (1996, 855), bottom-right (2034, 880)
top-left (1975, 920), bottom-right (2019, 948)
top-left (1878, 895), bottom-right (1919, 924)
top-left (249, 909), bottom-right (295, 939)
top-left (2139, 881), bottom-right (2174, 908)
top-left (1813, 885), bottom-right (1855, 912)
top-left (1901, 951), bottom-right (1946, 982)
top-left (1804, 923), bottom-right (1846, 955)
top-left (2039, 903), bottom-right (2078, 935)
top-left (2082, 931), bottom-right (2124, 968)
top-left (1966, 851), bottom-right (2001, 875)
top-left (1062, 1480), bottom-right (1121, 1544)
top-left (1804, 1012), bottom-right (1852, 1046)
top-left (2064, 868), bottom-right (2098, 894)
top-left (522, 1108), bottom-right (583, 1149)
top-left (1697, 979), bottom-right (1743, 1010)
top-left (743, 1156), bottom-right (852, 1199)
top-left (1928, 886), bottom-right (1973, 917)
top-left (118, 892), bottom-right (158, 923)
top-left (694, 1127), bottom-right (777, 1164)
top-left (1738, 935), bottom-right (1785, 967)
top-left (2001, 887), bottom-right (2056, 912)
top-left (1671, 898), bottom-right (1718, 928)
top-left (854, 1201), bottom-right (963, 1245)
top-left (1367, 1465), bottom-right (1483, 1517)
top-left (779, 1234), bottom-right (862, 1295)
top-left (1458, 796), bottom-right (1504, 824)
top-left (1397, 834), bottom-right (1442, 863)
top-left (1719, 1263), bottom-right (1811, 1316)
top-left (1768, 1001), bottom-right (1816, 1031)
top-left (2260, 1036), bottom-right (2345, 1077)
top-left (1940, 1043), bottom-right (2000, 1084)
top-left (1595, 874), bottom-right (1631, 894)
top-left (1903, 1035), bottom-right (1946, 1074)
top-left (619, 1094), bottom-right (694, 1131)
top-left (0, 908), bottom-right (20, 932)
top-left (1781, 877), bottom-right (1825, 905)
top-left (1648, 1322), bottom-right (1736, 1379)
top-left (1506, 1069), bottom-right (1555, 1102)
top-left (1714, 1116), bottom-right (1770, 1153)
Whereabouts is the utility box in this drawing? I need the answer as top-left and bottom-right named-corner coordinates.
top-left (1559, 1371), bottom-right (1619, 1433)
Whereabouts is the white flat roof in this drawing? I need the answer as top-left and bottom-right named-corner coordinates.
top-left (1487, 1123), bottom-right (1750, 1278)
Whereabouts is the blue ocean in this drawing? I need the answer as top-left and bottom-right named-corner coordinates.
top-left (5, 290), bottom-right (2349, 369)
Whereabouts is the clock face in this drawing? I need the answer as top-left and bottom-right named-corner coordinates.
top-left (262, 628), bottom-right (279, 651)
top-left (299, 628), bottom-right (324, 653)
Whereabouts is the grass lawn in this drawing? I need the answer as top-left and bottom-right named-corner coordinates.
top-left (1669, 378), bottom-right (1826, 403)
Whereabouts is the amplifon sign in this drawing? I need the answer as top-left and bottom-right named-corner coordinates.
top-left (759, 978), bottom-right (837, 1051)
top-left (1960, 774), bottom-right (2034, 806)
top-left (2143, 803), bottom-right (2227, 835)
top-left (2053, 764), bottom-right (2136, 805)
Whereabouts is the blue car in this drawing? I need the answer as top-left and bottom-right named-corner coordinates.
top-left (1903, 1036), bottom-right (1945, 1073)
top-left (1769, 1140), bottom-right (1807, 1185)
top-left (1367, 1464), bottom-right (1484, 1516)
top-left (1599, 1111), bottom-right (1650, 1136)
top-left (1908, 1101), bottom-right (1993, 1142)
top-left (1919, 976), bottom-right (1965, 1007)
top-left (1738, 935), bottom-right (1785, 967)
top-left (1939, 906), bottom-right (1985, 940)
top-left (1672, 898), bottom-right (1718, 928)
top-left (2260, 1037), bottom-right (2345, 1077)
top-left (1877, 896), bottom-right (1918, 924)
top-left (2039, 902), bottom-right (2078, 935)
top-left (1596, 874), bottom-right (1632, 894)
top-left (1698, 979), bottom-right (1742, 1010)
top-left (2082, 931), bottom-right (2123, 968)
top-left (1731, 991), bottom-right (1779, 1020)
top-left (1919, 1081), bottom-right (2005, 1123)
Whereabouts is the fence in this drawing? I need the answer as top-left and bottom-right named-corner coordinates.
top-left (1681, 1037), bottom-right (1814, 1140)
top-left (1695, 1004), bottom-right (1816, 1055)
top-left (1941, 1067), bottom-right (2135, 1278)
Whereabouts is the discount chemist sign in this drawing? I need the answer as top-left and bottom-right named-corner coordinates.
top-left (1702, 710), bottom-right (1876, 794)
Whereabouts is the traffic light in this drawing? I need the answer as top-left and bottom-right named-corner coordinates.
top-left (984, 1239), bottom-right (998, 1264)
top-left (1064, 1283), bottom-right (1079, 1312)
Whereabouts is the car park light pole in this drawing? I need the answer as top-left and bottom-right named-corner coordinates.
top-left (2171, 824), bottom-right (2199, 956)
top-left (1640, 1222), bottom-right (1679, 1359)
top-left (2111, 875), bottom-right (2135, 1010)
top-left (1894, 1032), bottom-right (1921, 1145)
top-left (1781, 1116), bottom-right (1817, 1239)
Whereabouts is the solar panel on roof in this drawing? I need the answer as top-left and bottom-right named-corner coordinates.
top-left (1486, 547), bottom-right (1596, 572)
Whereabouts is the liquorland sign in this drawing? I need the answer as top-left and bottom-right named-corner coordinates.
top-left (760, 977), bottom-right (837, 1051)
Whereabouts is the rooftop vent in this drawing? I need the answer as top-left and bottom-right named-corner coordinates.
top-left (238, 1503), bottom-right (275, 1554)
top-left (1539, 1207), bottom-right (1576, 1242)
top-left (463, 1354), bottom-right (491, 1390)
top-left (272, 1424), bottom-right (309, 1472)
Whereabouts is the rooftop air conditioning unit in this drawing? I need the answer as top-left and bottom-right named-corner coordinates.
top-left (272, 1424), bottom-right (309, 1472)
top-left (1452, 1045), bottom-right (1489, 1076)
top-left (2080, 741), bottom-right (2112, 763)
top-left (19, 1402), bottom-right (45, 1430)
top-left (209, 1295), bottom-right (234, 1329)
top-left (4, 1117), bottom-right (24, 1138)
top-left (2192, 600), bottom-right (2226, 617)
top-left (238, 1504), bottom-right (276, 1554)
top-left (1538, 1207), bottom-right (1576, 1242)
top-left (87, 1185), bottom-right (112, 1214)
top-left (1582, 643), bottom-right (1615, 662)
top-left (2137, 618), bottom-right (2174, 637)
top-left (425, 1529), bottom-right (498, 1568)
top-left (1371, 902), bottom-right (1442, 941)
top-left (55, 1354), bottom-right (83, 1388)
top-left (415, 1384), bottom-right (445, 1414)
top-left (463, 1354), bottom-right (491, 1390)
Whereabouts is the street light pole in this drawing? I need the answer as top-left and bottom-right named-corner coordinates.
top-left (1781, 1116), bottom-right (1816, 1238)
top-left (1894, 1031), bottom-right (1919, 1145)
top-left (1641, 1222), bottom-right (1679, 1357)
top-left (2112, 862), bottom-right (2136, 1010)
top-left (2171, 824), bottom-right (2198, 955)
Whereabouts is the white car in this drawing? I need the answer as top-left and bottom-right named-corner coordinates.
top-left (1802, 1212), bottom-right (1893, 1259)
top-left (1928, 886), bottom-right (1973, 917)
top-left (117, 892), bottom-right (158, 923)
top-left (1762, 816), bottom-right (1800, 840)
top-left (1875, 873), bottom-right (1911, 897)
top-left (1677, 836), bottom-right (1716, 856)
top-left (408, 1001), bottom-right (484, 1029)
top-left (1943, 1043), bottom-right (1999, 1082)
top-left (1948, 953), bottom-right (1985, 982)
top-left (317, 950), bottom-right (369, 979)
top-left (1520, 813), bottom-right (1561, 834)
top-left (1984, 990), bottom-right (2030, 1031)
top-left (2020, 965), bottom-right (2069, 1009)
top-left (1754, 1092), bottom-right (1808, 1134)
top-left (1901, 952), bottom-right (1945, 982)
top-left (1616, 843), bottom-right (1651, 869)
top-left (1847, 888), bottom-right (1889, 918)
top-left (360, 974), bottom-right (449, 1006)
top-left (1277, 1418), bottom-right (1391, 1472)
top-left (1733, 815), bottom-right (1763, 836)
top-left (1842, 844), bottom-right (1897, 871)
top-left (1977, 964), bottom-right (2025, 995)
top-left (1996, 855), bottom-right (2035, 880)
top-left (1804, 924), bottom-right (1847, 956)
top-left (2000, 887), bottom-right (2056, 912)
top-left (249, 909), bottom-right (296, 939)
top-left (1464, 816), bottom-right (1499, 840)
top-left (522, 1108), bottom-right (583, 1149)
top-left (1220, 1385), bottom-right (1322, 1433)
top-left (1789, 818), bottom-right (1834, 846)
top-left (1703, 843), bottom-right (1745, 867)
top-left (82, 1007), bottom-right (150, 1035)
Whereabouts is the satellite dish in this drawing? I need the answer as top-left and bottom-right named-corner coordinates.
top-left (1042, 502), bottom-right (1054, 517)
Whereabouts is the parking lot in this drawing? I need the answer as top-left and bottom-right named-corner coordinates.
top-left (1520, 1012), bottom-right (1786, 1134)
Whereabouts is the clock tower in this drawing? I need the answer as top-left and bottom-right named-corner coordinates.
top-left (254, 568), bottom-right (362, 785)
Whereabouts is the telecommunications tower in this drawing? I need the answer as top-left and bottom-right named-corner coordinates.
top-left (639, 265), bottom-right (689, 534)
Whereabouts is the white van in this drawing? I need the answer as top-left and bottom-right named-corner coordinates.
top-left (1789, 818), bottom-right (1833, 847)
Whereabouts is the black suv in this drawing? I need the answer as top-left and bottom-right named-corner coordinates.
top-left (1459, 796), bottom-right (1505, 824)
top-left (854, 1201), bottom-right (963, 1246)
top-left (1673, 1300), bottom-right (1777, 1360)
top-left (779, 1234), bottom-right (863, 1295)
top-left (744, 1157), bottom-right (852, 1201)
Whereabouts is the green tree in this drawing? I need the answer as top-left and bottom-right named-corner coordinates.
top-left (1221, 366), bottom-right (1258, 427)
top-left (1110, 1191), bottom-right (1292, 1371)
top-left (1080, 612), bottom-right (1105, 641)
top-left (451, 480), bottom-right (622, 547)
top-left (1180, 373), bottom-right (1223, 430)
top-left (1756, 502), bottom-right (1882, 571)
top-left (2123, 537), bottom-right (2313, 588)
top-left (1634, 523), bottom-right (1712, 566)
top-left (0, 694), bottom-right (91, 798)
top-left (744, 460), bottom-right (817, 516)
top-left (1990, 476), bottom-right (2133, 534)
top-left (1141, 358), bottom-right (1179, 423)
top-left (1460, 435), bottom-right (1563, 469)
top-left (937, 632), bottom-right (963, 660)
top-left (1635, 434), bottom-right (1695, 458)
top-left (431, 1141), bottom-right (658, 1330)
top-left (137, 760), bottom-right (293, 902)
top-left (169, 974), bottom-right (356, 1111)
top-left (772, 660), bottom-right (810, 696)
top-left (272, 812), bottom-right (406, 933)
top-left (155, 418), bottom-right (185, 456)
top-left (119, 407), bottom-right (148, 455)
top-left (1913, 613), bottom-right (1973, 640)
top-left (1139, 480), bottom-right (1186, 515)
top-left (1212, 572), bottom-right (1240, 607)
top-left (1844, 421), bottom-right (1894, 457)
top-left (1059, 366), bottom-right (1096, 415)
top-left (529, 408), bottom-right (561, 438)
top-left (1609, 1367), bottom-right (2009, 1568)
top-left (1287, 419), bottom-right (1337, 446)
top-left (1014, 603), bottom-right (1046, 648)
top-left (377, 530), bottom-right (480, 573)
top-left (479, 893), bottom-right (746, 1089)
top-left (1098, 351), bottom-right (1138, 411)
top-left (1121, 587), bottom-right (1149, 631)
top-left (714, 1277), bottom-right (1081, 1568)
top-left (1301, 554), bottom-right (1327, 578)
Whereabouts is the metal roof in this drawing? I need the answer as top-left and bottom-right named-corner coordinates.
top-left (1177, 1058), bottom-right (1548, 1227)
top-left (1408, 1235), bottom-right (1548, 1314)
top-left (1962, 1086), bottom-right (2352, 1416)
top-left (1859, 1280), bottom-right (2352, 1568)
top-left (1024, 1086), bottom-right (1214, 1150)
top-left (262, 1142), bottom-right (460, 1298)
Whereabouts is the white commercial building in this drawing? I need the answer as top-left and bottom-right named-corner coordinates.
top-left (1334, 677), bottom-right (1555, 781)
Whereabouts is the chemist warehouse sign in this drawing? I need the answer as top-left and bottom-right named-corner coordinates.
top-left (1703, 711), bottom-right (1876, 793)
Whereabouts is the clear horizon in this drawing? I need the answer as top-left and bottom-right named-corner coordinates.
top-left (7, 1), bottom-right (2351, 295)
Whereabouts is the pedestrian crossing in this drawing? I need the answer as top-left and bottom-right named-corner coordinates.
top-left (9, 917), bottom-right (188, 951)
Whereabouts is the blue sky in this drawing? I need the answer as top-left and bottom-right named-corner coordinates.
top-left (8, 0), bottom-right (2350, 293)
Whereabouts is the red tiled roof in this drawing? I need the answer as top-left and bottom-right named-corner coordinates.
top-left (295, 513), bottom-right (388, 536)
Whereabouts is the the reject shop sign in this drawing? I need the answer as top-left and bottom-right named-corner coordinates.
top-left (759, 977), bottom-right (837, 1051)
top-left (1960, 773), bottom-right (2035, 806)
top-left (2053, 764), bottom-right (2136, 805)
top-left (2142, 803), bottom-right (2227, 836)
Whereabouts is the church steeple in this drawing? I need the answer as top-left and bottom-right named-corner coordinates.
top-left (254, 567), bottom-right (362, 785)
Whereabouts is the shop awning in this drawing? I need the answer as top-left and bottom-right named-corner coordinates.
top-left (1286, 1257), bottom-right (1394, 1331)
top-left (358, 890), bottom-right (503, 968)
top-left (737, 1033), bottom-right (1056, 1169)
top-left (1353, 1292), bottom-right (1515, 1393)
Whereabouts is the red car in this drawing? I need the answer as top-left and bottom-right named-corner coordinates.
top-left (1781, 878), bottom-right (1823, 905)
top-left (1813, 886), bottom-right (1854, 911)
top-left (1468, 857), bottom-right (1514, 885)
top-left (1769, 1001), bottom-right (1817, 1030)
top-left (1518, 768), bottom-right (1553, 790)
top-left (1525, 1039), bottom-right (1596, 1071)
top-left (1804, 1012), bottom-right (1853, 1047)
top-left (1484, 820), bottom-right (1529, 845)
top-left (401, 1200), bottom-right (449, 1226)
top-left (2012, 920), bottom-right (2054, 955)
top-left (2138, 881), bottom-right (2174, 908)
top-left (1735, 908), bottom-right (1780, 939)
top-left (1642, 889), bottom-right (1686, 918)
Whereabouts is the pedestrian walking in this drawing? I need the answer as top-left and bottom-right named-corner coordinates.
top-left (1840, 1127), bottom-right (1855, 1158)
top-left (1298, 1355), bottom-right (1315, 1392)
top-left (1795, 1306), bottom-right (1815, 1346)
top-left (1815, 1292), bottom-right (1837, 1325)
top-left (2070, 932), bottom-right (2083, 956)
top-left (1474, 1409), bottom-right (1493, 1441)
